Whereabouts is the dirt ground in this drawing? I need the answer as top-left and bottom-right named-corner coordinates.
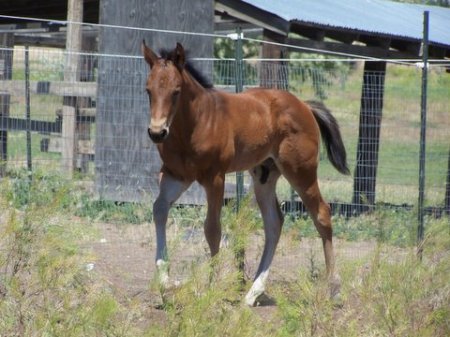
top-left (84, 221), bottom-right (384, 325)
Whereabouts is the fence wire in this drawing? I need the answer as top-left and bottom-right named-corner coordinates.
top-left (1, 46), bottom-right (449, 207)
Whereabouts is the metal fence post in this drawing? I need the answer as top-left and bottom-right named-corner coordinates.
top-left (25, 46), bottom-right (32, 173)
top-left (232, 27), bottom-right (245, 211)
top-left (417, 11), bottom-right (429, 258)
top-left (0, 33), bottom-right (13, 177)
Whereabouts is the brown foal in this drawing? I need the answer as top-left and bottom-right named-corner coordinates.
top-left (142, 42), bottom-right (349, 306)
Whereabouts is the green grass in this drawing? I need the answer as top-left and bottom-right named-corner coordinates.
top-left (286, 208), bottom-right (417, 247)
top-left (9, 94), bottom-right (62, 118)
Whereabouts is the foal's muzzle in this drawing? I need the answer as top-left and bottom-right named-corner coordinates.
top-left (148, 127), bottom-right (169, 143)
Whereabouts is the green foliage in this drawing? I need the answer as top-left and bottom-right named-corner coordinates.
top-left (6, 168), bottom-right (74, 210)
top-left (169, 205), bottom-right (206, 228)
top-left (213, 35), bottom-right (353, 100)
top-left (390, 0), bottom-right (449, 7)
top-left (332, 208), bottom-right (417, 246)
top-left (75, 196), bottom-right (153, 224)
top-left (287, 52), bottom-right (353, 100)
top-left (214, 37), bottom-right (259, 59)
top-left (4, 168), bottom-right (154, 225)
top-left (12, 49), bottom-right (64, 81)
top-left (222, 197), bottom-right (261, 272)
top-left (274, 271), bottom-right (336, 337)
top-left (288, 207), bottom-right (417, 247)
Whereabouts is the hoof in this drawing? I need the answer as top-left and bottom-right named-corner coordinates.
top-left (245, 289), bottom-right (264, 307)
top-left (331, 292), bottom-right (343, 308)
top-left (245, 290), bottom-right (275, 307)
top-left (329, 276), bottom-right (342, 307)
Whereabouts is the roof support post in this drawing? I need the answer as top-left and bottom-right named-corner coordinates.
top-left (417, 11), bottom-right (429, 258)
top-left (352, 60), bottom-right (386, 215)
top-left (260, 29), bottom-right (288, 90)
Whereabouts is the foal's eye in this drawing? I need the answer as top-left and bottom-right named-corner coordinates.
top-left (172, 90), bottom-right (180, 101)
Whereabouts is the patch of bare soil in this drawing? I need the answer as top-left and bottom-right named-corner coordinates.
top-left (83, 221), bottom-right (385, 328)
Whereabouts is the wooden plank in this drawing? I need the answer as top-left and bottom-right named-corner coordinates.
top-left (0, 80), bottom-right (96, 97)
top-left (79, 107), bottom-right (96, 117)
top-left (215, 0), bottom-right (288, 36)
top-left (96, 0), bottom-right (213, 203)
top-left (285, 37), bottom-right (420, 60)
top-left (14, 34), bottom-right (66, 48)
top-left (78, 140), bottom-right (94, 155)
top-left (76, 34), bottom-right (97, 173)
top-left (0, 117), bottom-right (62, 133)
top-left (44, 137), bottom-right (94, 155)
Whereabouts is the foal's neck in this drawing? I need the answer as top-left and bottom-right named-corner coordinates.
top-left (182, 69), bottom-right (208, 98)
top-left (170, 70), bottom-right (210, 141)
top-left (180, 70), bottom-right (211, 116)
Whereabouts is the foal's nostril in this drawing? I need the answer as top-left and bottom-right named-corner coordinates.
top-left (148, 128), bottom-right (169, 143)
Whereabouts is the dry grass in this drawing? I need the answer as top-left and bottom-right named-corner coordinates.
top-left (1, 173), bottom-right (448, 336)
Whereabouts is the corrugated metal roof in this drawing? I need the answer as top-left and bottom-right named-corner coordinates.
top-left (241, 0), bottom-right (450, 47)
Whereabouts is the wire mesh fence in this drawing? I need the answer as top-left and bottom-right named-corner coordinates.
top-left (1, 45), bottom-right (449, 207)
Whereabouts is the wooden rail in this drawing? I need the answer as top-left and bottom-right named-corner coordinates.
top-left (0, 80), bottom-right (96, 97)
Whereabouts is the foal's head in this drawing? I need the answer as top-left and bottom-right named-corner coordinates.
top-left (142, 41), bottom-right (185, 143)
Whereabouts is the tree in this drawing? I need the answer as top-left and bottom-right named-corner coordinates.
top-left (390, 0), bottom-right (449, 7)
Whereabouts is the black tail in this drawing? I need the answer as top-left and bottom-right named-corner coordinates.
top-left (307, 100), bottom-right (350, 175)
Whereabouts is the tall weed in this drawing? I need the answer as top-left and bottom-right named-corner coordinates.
top-left (0, 173), bottom-right (136, 336)
top-left (274, 218), bottom-right (449, 337)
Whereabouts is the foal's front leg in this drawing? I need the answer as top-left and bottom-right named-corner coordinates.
top-left (202, 174), bottom-right (225, 257)
top-left (153, 171), bottom-right (190, 286)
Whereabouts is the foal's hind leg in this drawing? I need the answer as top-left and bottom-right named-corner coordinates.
top-left (245, 160), bottom-right (283, 306)
top-left (278, 161), bottom-right (341, 298)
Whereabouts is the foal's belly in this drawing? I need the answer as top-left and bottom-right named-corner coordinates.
top-left (227, 146), bottom-right (272, 173)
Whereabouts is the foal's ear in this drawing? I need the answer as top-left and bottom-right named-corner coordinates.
top-left (172, 42), bottom-right (185, 70)
top-left (142, 40), bottom-right (158, 68)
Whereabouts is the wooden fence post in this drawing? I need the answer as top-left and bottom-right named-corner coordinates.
top-left (0, 33), bottom-right (14, 177)
top-left (260, 29), bottom-right (288, 90)
top-left (352, 61), bottom-right (386, 214)
top-left (76, 34), bottom-right (97, 173)
top-left (62, 0), bottom-right (82, 176)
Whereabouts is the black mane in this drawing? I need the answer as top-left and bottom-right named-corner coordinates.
top-left (159, 48), bottom-right (213, 89)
